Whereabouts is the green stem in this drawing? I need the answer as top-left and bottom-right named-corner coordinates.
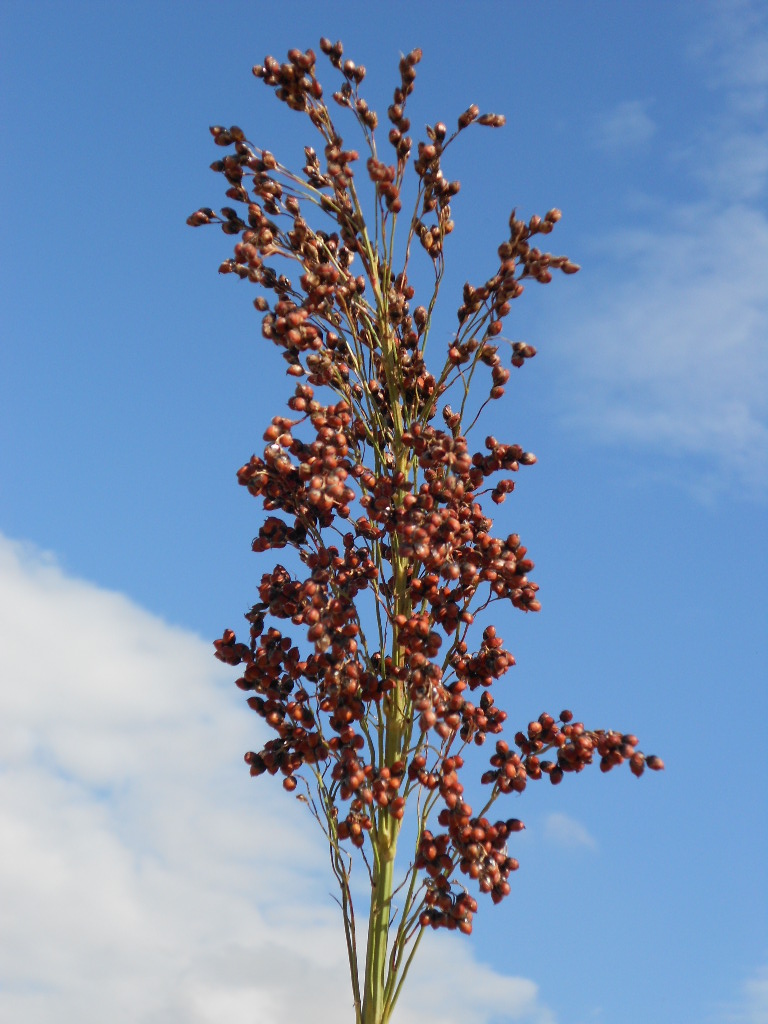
top-left (382, 926), bottom-right (425, 1021)
top-left (362, 815), bottom-right (400, 1023)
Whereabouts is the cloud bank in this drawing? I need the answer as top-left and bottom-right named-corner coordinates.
top-left (0, 534), bottom-right (555, 1024)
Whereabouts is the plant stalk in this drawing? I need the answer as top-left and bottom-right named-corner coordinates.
top-left (362, 815), bottom-right (400, 1023)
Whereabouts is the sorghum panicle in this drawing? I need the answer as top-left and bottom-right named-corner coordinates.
top-left (191, 39), bottom-right (662, 1021)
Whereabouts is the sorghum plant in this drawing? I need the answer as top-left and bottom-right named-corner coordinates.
top-left (189, 40), bottom-right (662, 1024)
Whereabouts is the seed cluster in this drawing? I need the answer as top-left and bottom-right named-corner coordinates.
top-left (195, 39), bottom-right (662, 941)
top-left (417, 808), bottom-right (525, 932)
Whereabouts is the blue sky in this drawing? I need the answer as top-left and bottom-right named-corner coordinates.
top-left (1, 1), bottom-right (766, 1022)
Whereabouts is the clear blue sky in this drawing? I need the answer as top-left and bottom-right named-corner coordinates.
top-left (1, 2), bottom-right (766, 1022)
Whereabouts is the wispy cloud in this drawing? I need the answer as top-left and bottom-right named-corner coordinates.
top-left (557, 203), bottom-right (768, 494)
top-left (689, 0), bottom-right (768, 115)
top-left (687, 0), bottom-right (768, 201)
top-left (594, 100), bottom-right (656, 152)
top-left (718, 963), bottom-right (768, 1024)
top-left (0, 534), bottom-right (556, 1024)
top-left (552, 0), bottom-right (768, 497)
top-left (543, 813), bottom-right (598, 851)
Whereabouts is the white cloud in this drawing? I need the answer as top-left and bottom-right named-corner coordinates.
top-left (387, 935), bottom-right (557, 1024)
top-left (0, 533), bottom-right (556, 1024)
top-left (594, 100), bottom-right (656, 152)
top-left (542, 813), bottom-right (598, 851)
